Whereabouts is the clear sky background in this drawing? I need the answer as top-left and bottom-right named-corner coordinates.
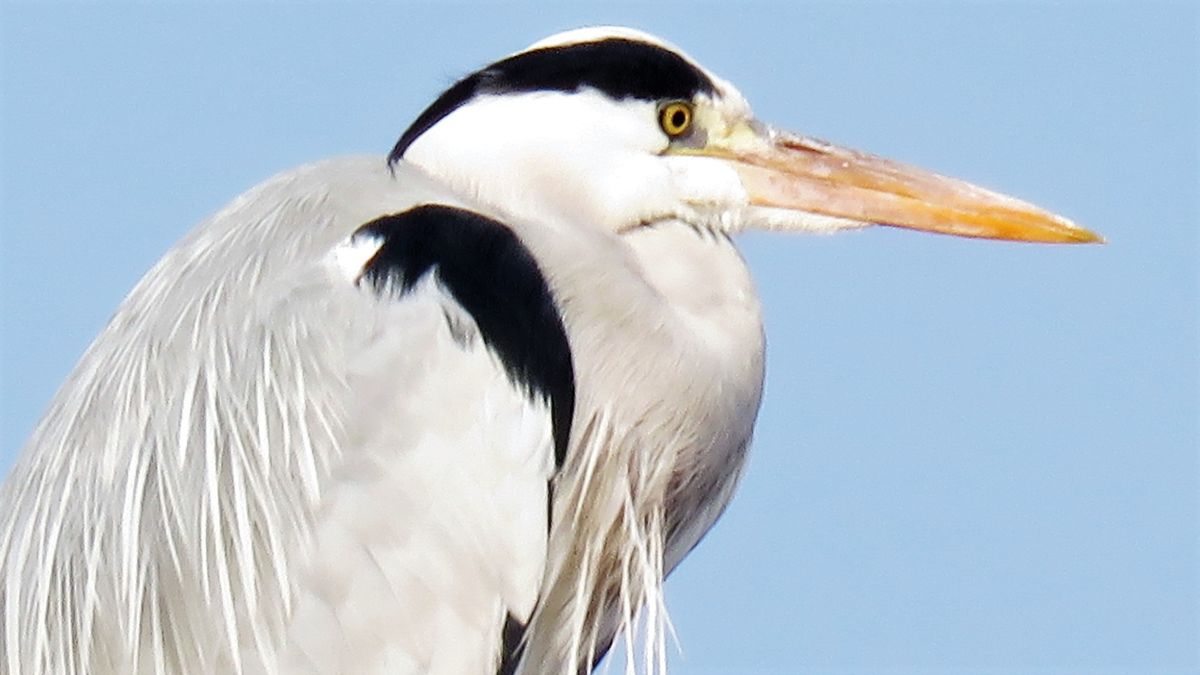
top-left (1, 3), bottom-right (1196, 674)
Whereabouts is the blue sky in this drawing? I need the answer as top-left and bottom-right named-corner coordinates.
top-left (1, 3), bottom-right (1196, 674)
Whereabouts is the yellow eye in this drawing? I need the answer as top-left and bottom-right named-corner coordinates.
top-left (658, 101), bottom-right (693, 137)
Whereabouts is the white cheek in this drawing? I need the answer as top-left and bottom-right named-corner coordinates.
top-left (404, 91), bottom-right (670, 231)
top-left (663, 156), bottom-right (748, 208)
top-left (404, 96), bottom-right (538, 199)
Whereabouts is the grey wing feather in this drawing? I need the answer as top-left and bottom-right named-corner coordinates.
top-left (0, 157), bottom-right (553, 675)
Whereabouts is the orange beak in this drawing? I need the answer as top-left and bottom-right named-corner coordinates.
top-left (727, 129), bottom-right (1102, 244)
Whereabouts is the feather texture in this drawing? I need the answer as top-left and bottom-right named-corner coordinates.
top-left (1, 158), bottom-right (557, 674)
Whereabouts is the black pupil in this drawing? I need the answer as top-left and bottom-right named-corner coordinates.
top-left (670, 109), bottom-right (687, 130)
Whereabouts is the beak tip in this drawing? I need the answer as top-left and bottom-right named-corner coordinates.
top-left (1062, 221), bottom-right (1106, 245)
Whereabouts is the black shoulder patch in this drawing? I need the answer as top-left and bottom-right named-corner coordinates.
top-left (389, 38), bottom-right (717, 163)
top-left (356, 204), bottom-right (575, 467)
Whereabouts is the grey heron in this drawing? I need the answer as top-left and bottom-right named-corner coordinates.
top-left (0, 25), bottom-right (1101, 675)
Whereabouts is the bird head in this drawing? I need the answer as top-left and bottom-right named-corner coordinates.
top-left (392, 26), bottom-right (1101, 244)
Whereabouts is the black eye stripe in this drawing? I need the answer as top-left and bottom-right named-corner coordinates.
top-left (390, 39), bottom-right (716, 164)
top-left (476, 39), bottom-right (714, 102)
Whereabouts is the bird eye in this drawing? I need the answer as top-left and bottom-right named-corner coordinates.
top-left (658, 101), bottom-right (693, 137)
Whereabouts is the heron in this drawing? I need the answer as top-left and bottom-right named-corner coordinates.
top-left (0, 26), bottom-right (1101, 675)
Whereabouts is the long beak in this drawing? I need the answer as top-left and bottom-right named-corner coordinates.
top-left (724, 128), bottom-right (1103, 244)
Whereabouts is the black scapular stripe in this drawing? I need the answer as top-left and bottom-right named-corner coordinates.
top-left (496, 612), bottom-right (527, 675)
top-left (388, 38), bottom-right (717, 163)
top-left (356, 204), bottom-right (575, 467)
